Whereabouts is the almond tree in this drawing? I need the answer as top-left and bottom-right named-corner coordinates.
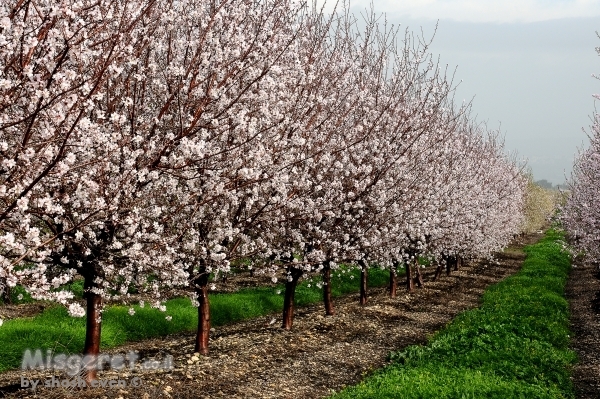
top-left (155, 0), bottom-right (316, 353)
top-left (561, 41), bottom-right (600, 264)
top-left (207, 4), bottom-right (373, 329)
top-left (266, 11), bottom-right (468, 323)
top-left (0, 0), bottom-right (147, 302)
top-left (561, 114), bottom-right (600, 263)
top-left (0, 0), bottom-right (196, 382)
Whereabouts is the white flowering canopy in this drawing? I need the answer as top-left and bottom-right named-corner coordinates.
top-left (561, 114), bottom-right (600, 263)
top-left (0, 0), bottom-right (528, 317)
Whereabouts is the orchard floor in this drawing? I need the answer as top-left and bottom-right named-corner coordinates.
top-left (566, 259), bottom-right (600, 398)
top-left (0, 232), bottom-right (543, 399)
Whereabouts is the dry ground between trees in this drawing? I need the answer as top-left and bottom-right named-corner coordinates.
top-left (567, 259), bottom-right (600, 398)
top-left (0, 233), bottom-right (543, 399)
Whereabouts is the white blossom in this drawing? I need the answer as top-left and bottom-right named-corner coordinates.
top-left (68, 303), bottom-right (86, 318)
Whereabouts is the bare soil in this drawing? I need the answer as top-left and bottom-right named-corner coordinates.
top-left (0, 232), bottom-right (542, 399)
top-left (0, 303), bottom-right (54, 321)
top-left (566, 260), bottom-right (600, 398)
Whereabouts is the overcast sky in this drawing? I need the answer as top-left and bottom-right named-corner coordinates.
top-left (334, 0), bottom-right (600, 185)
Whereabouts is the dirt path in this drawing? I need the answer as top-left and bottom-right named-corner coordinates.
top-left (0, 233), bottom-right (542, 399)
top-left (566, 260), bottom-right (600, 398)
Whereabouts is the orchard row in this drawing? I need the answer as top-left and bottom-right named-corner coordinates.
top-left (561, 41), bottom-right (600, 264)
top-left (0, 0), bottom-right (533, 380)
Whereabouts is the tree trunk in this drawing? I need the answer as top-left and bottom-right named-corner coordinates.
top-left (405, 260), bottom-right (414, 292)
top-left (282, 267), bottom-right (303, 330)
top-left (446, 256), bottom-right (453, 276)
top-left (389, 262), bottom-right (398, 298)
top-left (0, 277), bottom-right (11, 304)
top-left (194, 264), bottom-right (210, 355)
top-left (414, 258), bottom-right (424, 288)
top-left (455, 257), bottom-right (462, 271)
top-left (83, 274), bottom-right (102, 384)
top-left (322, 266), bottom-right (334, 316)
top-left (359, 260), bottom-right (368, 305)
top-left (433, 264), bottom-right (443, 281)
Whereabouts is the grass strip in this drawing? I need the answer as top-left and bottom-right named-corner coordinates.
top-left (0, 266), bottom-right (391, 373)
top-left (331, 229), bottom-right (576, 399)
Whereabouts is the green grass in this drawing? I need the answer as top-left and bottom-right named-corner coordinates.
top-left (0, 285), bottom-right (34, 305)
top-left (0, 264), bottom-right (392, 373)
top-left (331, 229), bottom-right (576, 399)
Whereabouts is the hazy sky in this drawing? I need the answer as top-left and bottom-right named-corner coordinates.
top-left (336, 0), bottom-right (600, 184)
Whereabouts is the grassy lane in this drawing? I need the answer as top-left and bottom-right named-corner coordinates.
top-left (0, 266), bottom-right (391, 373)
top-left (331, 229), bottom-right (576, 399)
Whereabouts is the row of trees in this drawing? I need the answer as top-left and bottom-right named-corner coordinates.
top-left (521, 175), bottom-right (562, 234)
top-left (561, 41), bottom-right (600, 264)
top-left (0, 0), bottom-right (527, 381)
top-left (561, 37), bottom-right (600, 263)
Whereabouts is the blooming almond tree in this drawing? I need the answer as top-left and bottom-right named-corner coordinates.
top-left (0, 0), bottom-right (196, 382)
top-left (561, 115), bottom-right (600, 264)
top-left (561, 41), bottom-right (600, 264)
top-left (0, 0), bottom-right (150, 301)
top-left (265, 11), bottom-right (469, 323)
top-left (154, 0), bottom-right (314, 353)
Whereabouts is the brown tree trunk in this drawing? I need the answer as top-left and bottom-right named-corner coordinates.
top-left (405, 260), bottom-right (414, 292)
top-left (414, 258), bottom-right (424, 288)
top-left (322, 266), bottom-right (334, 316)
top-left (282, 267), bottom-right (303, 330)
top-left (359, 260), bottom-right (368, 305)
top-left (194, 264), bottom-right (210, 355)
top-left (446, 257), bottom-right (453, 276)
top-left (83, 274), bottom-right (102, 384)
top-left (455, 257), bottom-right (462, 271)
top-left (0, 278), bottom-right (11, 304)
top-left (433, 264), bottom-right (443, 281)
top-left (389, 262), bottom-right (398, 298)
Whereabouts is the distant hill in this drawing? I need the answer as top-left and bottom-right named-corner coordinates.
top-left (534, 179), bottom-right (568, 190)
